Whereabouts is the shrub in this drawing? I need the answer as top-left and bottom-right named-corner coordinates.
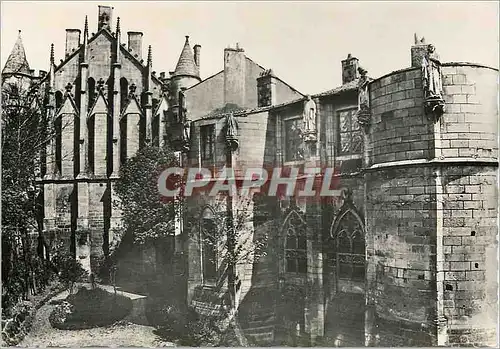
top-left (51, 252), bottom-right (88, 294)
top-left (49, 287), bottom-right (132, 330)
top-left (1, 300), bottom-right (35, 346)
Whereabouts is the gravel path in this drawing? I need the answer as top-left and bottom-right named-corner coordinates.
top-left (18, 290), bottom-right (174, 347)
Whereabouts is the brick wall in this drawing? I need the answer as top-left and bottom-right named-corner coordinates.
top-left (441, 167), bottom-right (497, 346)
top-left (369, 68), bottom-right (431, 164)
top-left (439, 64), bottom-right (498, 160)
top-left (366, 166), bottom-right (437, 346)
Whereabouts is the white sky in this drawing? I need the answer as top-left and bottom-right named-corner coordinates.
top-left (1, 1), bottom-right (498, 95)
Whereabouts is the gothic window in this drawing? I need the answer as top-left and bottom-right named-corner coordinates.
top-left (283, 118), bottom-right (303, 162)
top-left (338, 108), bottom-right (362, 156)
top-left (283, 211), bottom-right (307, 273)
top-left (152, 113), bottom-right (160, 147)
top-left (120, 78), bottom-right (128, 110)
top-left (88, 78), bottom-right (96, 110)
top-left (55, 91), bottom-right (63, 110)
top-left (200, 124), bottom-right (215, 162)
top-left (334, 211), bottom-right (365, 281)
top-left (200, 207), bottom-right (218, 284)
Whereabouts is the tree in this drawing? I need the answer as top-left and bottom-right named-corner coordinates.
top-left (114, 144), bottom-right (182, 246)
top-left (1, 77), bottom-right (53, 307)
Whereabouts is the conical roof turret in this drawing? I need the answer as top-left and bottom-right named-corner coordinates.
top-left (172, 36), bottom-right (199, 78)
top-left (2, 30), bottom-right (31, 75)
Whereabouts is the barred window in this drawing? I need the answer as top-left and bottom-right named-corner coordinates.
top-left (200, 124), bottom-right (215, 161)
top-left (338, 108), bottom-right (362, 156)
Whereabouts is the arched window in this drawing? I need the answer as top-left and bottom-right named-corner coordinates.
top-left (200, 207), bottom-right (218, 284)
top-left (333, 211), bottom-right (365, 281)
top-left (283, 210), bottom-right (307, 274)
top-left (120, 78), bottom-right (128, 109)
top-left (87, 77), bottom-right (96, 110)
top-left (55, 91), bottom-right (63, 110)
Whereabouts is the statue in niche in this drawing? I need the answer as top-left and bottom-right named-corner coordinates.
top-left (422, 44), bottom-right (445, 121)
top-left (356, 66), bottom-right (371, 133)
top-left (302, 95), bottom-right (317, 142)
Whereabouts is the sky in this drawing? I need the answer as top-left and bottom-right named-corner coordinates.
top-left (1, 1), bottom-right (498, 95)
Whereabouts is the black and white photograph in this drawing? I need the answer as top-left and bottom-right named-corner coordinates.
top-left (1, 1), bottom-right (498, 347)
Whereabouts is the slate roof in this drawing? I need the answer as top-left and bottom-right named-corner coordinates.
top-left (2, 31), bottom-right (31, 75)
top-left (172, 36), bottom-right (199, 78)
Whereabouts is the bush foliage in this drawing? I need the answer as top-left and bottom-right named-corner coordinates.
top-left (49, 287), bottom-right (132, 330)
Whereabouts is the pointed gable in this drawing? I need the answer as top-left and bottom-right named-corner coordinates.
top-left (56, 93), bottom-right (79, 117)
top-left (88, 90), bottom-right (108, 116)
top-left (153, 94), bottom-right (169, 116)
top-left (173, 36), bottom-right (199, 78)
top-left (2, 31), bottom-right (31, 75)
top-left (121, 94), bottom-right (143, 117)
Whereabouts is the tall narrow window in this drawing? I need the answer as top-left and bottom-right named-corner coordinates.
top-left (200, 207), bottom-right (218, 284)
top-left (54, 116), bottom-right (62, 173)
top-left (335, 211), bottom-right (365, 281)
top-left (120, 77), bottom-right (128, 110)
top-left (200, 124), bottom-right (215, 162)
top-left (55, 91), bottom-right (63, 110)
top-left (283, 211), bottom-right (307, 273)
top-left (338, 108), bottom-right (362, 156)
top-left (120, 117), bottom-right (127, 165)
top-left (283, 118), bottom-right (303, 162)
top-left (88, 78), bottom-right (96, 110)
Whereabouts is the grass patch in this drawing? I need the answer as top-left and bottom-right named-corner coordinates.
top-left (49, 287), bottom-right (132, 330)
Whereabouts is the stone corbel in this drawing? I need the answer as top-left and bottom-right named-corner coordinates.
top-left (424, 95), bottom-right (446, 123)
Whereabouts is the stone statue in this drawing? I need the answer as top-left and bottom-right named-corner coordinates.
top-left (178, 89), bottom-right (187, 123)
top-left (421, 44), bottom-right (445, 121)
top-left (225, 113), bottom-right (239, 151)
top-left (356, 66), bottom-right (371, 132)
top-left (302, 95), bottom-right (317, 135)
top-left (422, 44), bottom-right (443, 98)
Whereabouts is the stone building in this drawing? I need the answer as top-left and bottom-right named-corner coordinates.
top-left (178, 37), bottom-right (498, 347)
top-left (2, 5), bottom-right (498, 347)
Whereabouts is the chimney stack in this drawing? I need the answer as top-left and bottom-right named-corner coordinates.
top-left (65, 29), bottom-right (81, 56)
top-left (98, 6), bottom-right (113, 31)
top-left (257, 69), bottom-right (277, 107)
top-left (193, 44), bottom-right (201, 71)
top-left (224, 44), bottom-right (246, 107)
top-left (341, 53), bottom-right (360, 84)
top-left (127, 31), bottom-right (143, 59)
